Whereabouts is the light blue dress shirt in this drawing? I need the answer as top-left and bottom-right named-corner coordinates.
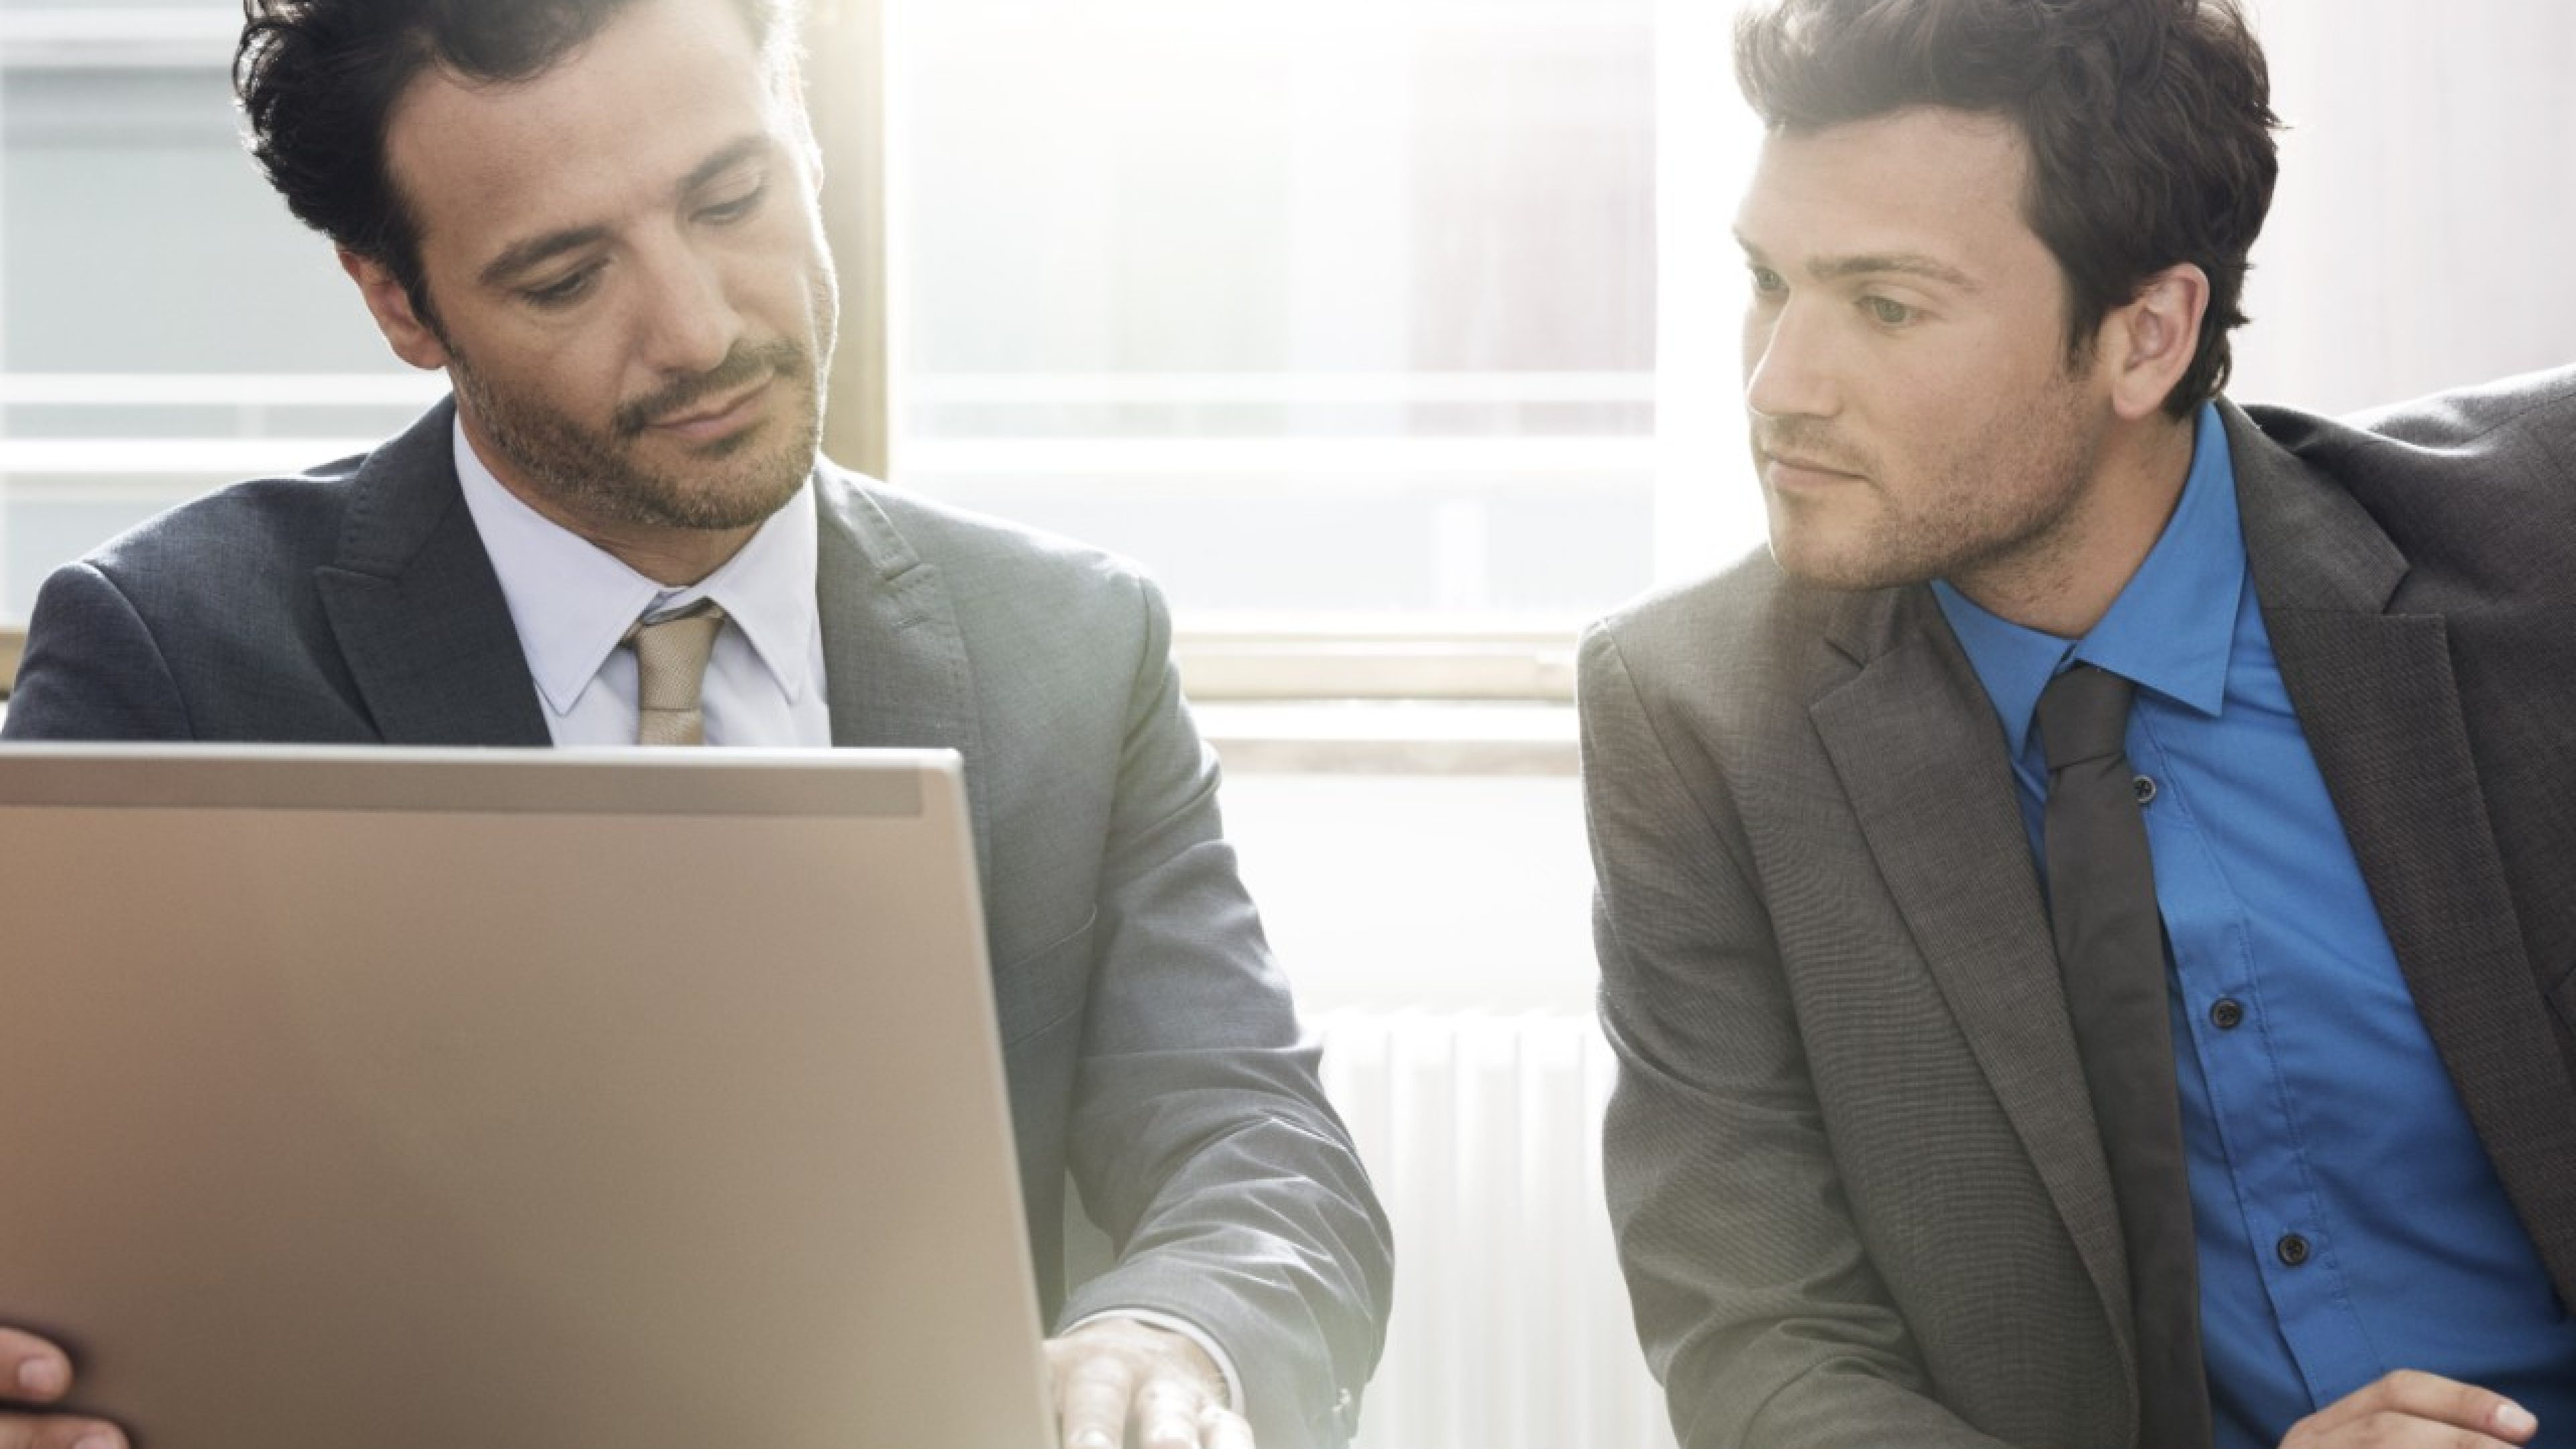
top-left (1933, 404), bottom-right (2576, 1446)
top-left (451, 417), bottom-right (833, 747)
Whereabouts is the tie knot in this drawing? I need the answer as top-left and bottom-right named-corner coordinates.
top-left (2035, 662), bottom-right (2135, 771)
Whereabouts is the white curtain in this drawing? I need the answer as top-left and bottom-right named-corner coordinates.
top-left (2233, 0), bottom-right (2576, 414)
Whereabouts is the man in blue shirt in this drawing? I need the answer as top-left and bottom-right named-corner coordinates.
top-left (1581, 1), bottom-right (2576, 1446)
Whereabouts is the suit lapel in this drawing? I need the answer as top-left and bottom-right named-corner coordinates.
top-left (1808, 589), bottom-right (2139, 1407)
top-left (314, 402), bottom-right (551, 746)
top-left (811, 474), bottom-right (995, 892)
top-left (2231, 406), bottom-right (2576, 1303)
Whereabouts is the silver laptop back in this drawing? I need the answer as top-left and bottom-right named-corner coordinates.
top-left (0, 745), bottom-right (1054, 1449)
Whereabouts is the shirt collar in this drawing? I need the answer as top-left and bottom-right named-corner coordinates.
top-left (1932, 400), bottom-right (2246, 759)
top-left (450, 415), bottom-right (822, 718)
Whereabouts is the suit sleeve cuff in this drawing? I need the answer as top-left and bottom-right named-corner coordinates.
top-left (1063, 1309), bottom-right (1245, 1413)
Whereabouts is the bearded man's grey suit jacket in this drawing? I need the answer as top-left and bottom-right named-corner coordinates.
top-left (1, 401), bottom-right (1393, 1449)
top-left (1579, 368), bottom-right (2576, 1449)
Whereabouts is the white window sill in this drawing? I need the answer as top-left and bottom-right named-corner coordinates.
top-left (1199, 702), bottom-right (1576, 776)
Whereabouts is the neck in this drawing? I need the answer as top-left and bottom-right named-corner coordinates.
top-left (494, 477), bottom-right (757, 588)
top-left (565, 522), bottom-right (757, 588)
top-left (1949, 409), bottom-right (2200, 639)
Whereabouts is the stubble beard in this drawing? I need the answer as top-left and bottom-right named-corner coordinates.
top-left (1756, 365), bottom-right (2105, 597)
top-left (449, 277), bottom-right (838, 535)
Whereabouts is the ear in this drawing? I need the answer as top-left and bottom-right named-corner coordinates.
top-left (337, 247), bottom-right (452, 372)
top-left (2098, 263), bottom-right (2212, 421)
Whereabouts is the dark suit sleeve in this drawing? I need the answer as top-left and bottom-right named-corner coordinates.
top-left (1055, 574), bottom-right (1393, 1449)
top-left (1578, 623), bottom-right (2006, 1449)
top-left (2, 561), bottom-right (194, 741)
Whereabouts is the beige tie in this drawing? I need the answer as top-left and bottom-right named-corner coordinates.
top-left (625, 600), bottom-right (728, 746)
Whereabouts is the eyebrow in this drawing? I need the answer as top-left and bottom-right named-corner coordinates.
top-left (475, 134), bottom-right (774, 290)
top-left (478, 225), bottom-right (611, 290)
top-left (678, 134), bottom-right (771, 199)
top-left (1736, 233), bottom-right (1982, 293)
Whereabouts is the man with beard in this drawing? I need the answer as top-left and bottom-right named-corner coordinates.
top-left (0, 1), bottom-right (1390, 1446)
top-left (1580, 1), bottom-right (2576, 1446)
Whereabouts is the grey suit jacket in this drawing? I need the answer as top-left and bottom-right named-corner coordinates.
top-left (1579, 370), bottom-right (2576, 1449)
top-left (1, 402), bottom-right (1393, 1449)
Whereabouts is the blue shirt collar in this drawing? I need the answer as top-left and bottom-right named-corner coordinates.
top-left (1932, 400), bottom-right (2246, 760)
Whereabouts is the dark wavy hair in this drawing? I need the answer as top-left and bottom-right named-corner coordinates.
top-left (235, 0), bottom-right (798, 325)
top-left (1735, 0), bottom-right (2279, 415)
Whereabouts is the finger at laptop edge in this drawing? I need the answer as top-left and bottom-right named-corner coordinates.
top-left (0, 1332), bottom-right (71, 1405)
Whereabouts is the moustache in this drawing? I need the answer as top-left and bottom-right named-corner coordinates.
top-left (615, 340), bottom-right (810, 439)
top-left (1751, 419), bottom-right (1872, 476)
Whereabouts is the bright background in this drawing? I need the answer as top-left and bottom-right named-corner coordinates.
top-left (5, 1), bottom-right (2573, 645)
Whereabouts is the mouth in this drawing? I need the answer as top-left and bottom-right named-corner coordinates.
top-left (646, 374), bottom-right (774, 443)
top-left (1760, 449), bottom-right (1867, 491)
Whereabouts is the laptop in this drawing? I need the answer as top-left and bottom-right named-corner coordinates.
top-left (0, 745), bottom-right (1055, 1449)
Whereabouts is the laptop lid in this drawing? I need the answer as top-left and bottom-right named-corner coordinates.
top-left (0, 745), bottom-right (1055, 1449)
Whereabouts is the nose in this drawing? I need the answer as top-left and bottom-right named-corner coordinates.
top-left (1743, 297), bottom-right (1839, 421)
top-left (633, 237), bottom-right (744, 378)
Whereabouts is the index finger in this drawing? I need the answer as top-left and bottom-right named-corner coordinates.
top-left (0, 1332), bottom-right (72, 1405)
top-left (2309, 1370), bottom-right (2538, 1442)
top-left (1056, 1349), bottom-right (1139, 1449)
top-left (0, 1411), bottom-right (127, 1449)
top-left (1201, 1406), bottom-right (1256, 1449)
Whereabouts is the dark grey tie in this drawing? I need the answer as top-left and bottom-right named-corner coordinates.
top-left (2037, 663), bottom-right (2210, 1449)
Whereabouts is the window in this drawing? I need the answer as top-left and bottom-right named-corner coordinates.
top-left (7, 0), bottom-right (2576, 673)
top-left (0, 1), bottom-right (443, 623)
top-left (887, 0), bottom-right (1668, 634)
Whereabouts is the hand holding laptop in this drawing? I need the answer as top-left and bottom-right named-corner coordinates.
top-left (0, 1327), bottom-right (118, 1449)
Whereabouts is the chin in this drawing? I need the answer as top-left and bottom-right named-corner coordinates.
top-left (1766, 531), bottom-right (1927, 594)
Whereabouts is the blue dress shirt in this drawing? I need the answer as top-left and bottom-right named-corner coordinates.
top-left (1933, 404), bottom-right (2576, 1446)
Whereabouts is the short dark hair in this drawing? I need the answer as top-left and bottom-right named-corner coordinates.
top-left (1735, 0), bottom-right (2279, 415)
top-left (234, 0), bottom-right (798, 325)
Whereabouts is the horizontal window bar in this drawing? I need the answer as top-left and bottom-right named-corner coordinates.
top-left (907, 372), bottom-right (1655, 407)
top-left (0, 375), bottom-right (445, 408)
top-left (0, 440), bottom-right (385, 478)
top-left (0, 437), bottom-right (1651, 485)
top-left (908, 3), bottom-right (1650, 42)
top-left (1177, 629), bottom-right (1577, 702)
top-left (0, 9), bottom-right (238, 68)
top-left (904, 436), bottom-right (1654, 477)
top-left (1197, 702), bottom-right (1578, 776)
top-left (0, 374), bottom-right (1644, 411)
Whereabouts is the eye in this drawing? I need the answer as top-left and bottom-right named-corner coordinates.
top-left (1748, 265), bottom-right (1786, 298)
top-left (521, 267), bottom-right (600, 309)
top-left (1860, 294), bottom-right (1917, 327)
top-left (700, 181), bottom-right (769, 225)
